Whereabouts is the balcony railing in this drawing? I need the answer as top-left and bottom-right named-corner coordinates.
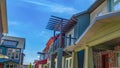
top-left (39, 53), bottom-right (49, 61)
top-left (49, 35), bottom-right (77, 53)
top-left (50, 38), bottom-right (60, 53)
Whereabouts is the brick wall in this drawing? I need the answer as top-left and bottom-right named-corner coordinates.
top-left (93, 45), bottom-right (120, 68)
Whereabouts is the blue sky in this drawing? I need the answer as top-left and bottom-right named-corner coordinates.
top-left (6, 0), bottom-right (95, 64)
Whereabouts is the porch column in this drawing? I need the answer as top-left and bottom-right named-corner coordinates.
top-left (57, 48), bottom-right (63, 68)
top-left (84, 46), bottom-right (94, 68)
top-left (72, 51), bottom-right (78, 68)
top-left (50, 54), bottom-right (55, 68)
top-left (4, 63), bottom-right (6, 68)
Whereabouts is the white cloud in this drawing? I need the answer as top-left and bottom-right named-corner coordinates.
top-left (22, 0), bottom-right (78, 14)
top-left (8, 21), bottom-right (20, 26)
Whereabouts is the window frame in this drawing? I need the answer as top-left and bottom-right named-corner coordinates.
top-left (2, 40), bottom-right (18, 46)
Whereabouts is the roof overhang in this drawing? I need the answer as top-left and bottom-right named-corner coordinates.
top-left (65, 11), bottom-right (120, 51)
top-left (0, 0), bottom-right (8, 33)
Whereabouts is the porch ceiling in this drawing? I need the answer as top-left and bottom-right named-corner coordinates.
top-left (93, 37), bottom-right (120, 50)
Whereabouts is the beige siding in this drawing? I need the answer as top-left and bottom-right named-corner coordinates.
top-left (66, 28), bottom-right (74, 36)
top-left (90, 1), bottom-right (108, 22)
top-left (65, 28), bottom-right (74, 46)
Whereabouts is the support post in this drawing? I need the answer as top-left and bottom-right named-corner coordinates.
top-left (57, 48), bottom-right (63, 68)
top-left (50, 54), bottom-right (55, 68)
top-left (72, 51), bottom-right (78, 68)
top-left (59, 19), bottom-right (63, 48)
top-left (84, 46), bottom-right (94, 68)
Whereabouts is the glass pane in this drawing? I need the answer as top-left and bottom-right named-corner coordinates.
top-left (3, 40), bottom-right (18, 46)
top-left (10, 64), bottom-right (13, 68)
top-left (114, 0), bottom-right (120, 11)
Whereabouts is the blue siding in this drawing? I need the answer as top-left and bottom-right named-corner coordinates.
top-left (0, 47), bottom-right (7, 55)
top-left (74, 13), bottom-right (90, 40)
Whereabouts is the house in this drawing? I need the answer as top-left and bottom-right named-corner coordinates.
top-left (0, 0), bottom-right (8, 41)
top-left (34, 36), bottom-right (56, 68)
top-left (64, 0), bottom-right (120, 68)
top-left (0, 36), bottom-right (25, 68)
top-left (46, 0), bottom-right (120, 68)
top-left (46, 16), bottom-right (70, 68)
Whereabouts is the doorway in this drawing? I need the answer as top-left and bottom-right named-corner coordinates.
top-left (0, 64), bottom-right (4, 68)
top-left (102, 54), bottom-right (109, 68)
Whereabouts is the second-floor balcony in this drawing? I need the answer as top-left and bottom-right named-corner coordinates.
top-left (38, 52), bottom-right (49, 61)
top-left (49, 37), bottom-right (61, 53)
top-left (49, 34), bottom-right (77, 53)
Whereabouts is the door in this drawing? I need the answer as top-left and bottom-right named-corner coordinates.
top-left (102, 54), bottom-right (109, 68)
top-left (77, 50), bottom-right (85, 68)
top-left (0, 64), bottom-right (4, 68)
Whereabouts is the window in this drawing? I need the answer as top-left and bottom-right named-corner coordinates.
top-left (6, 64), bottom-right (17, 68)
top-left (7, 48), bottom-right (20, 60)
top-left (65, 58), bottom-right (72, 68)
top-left (113, 0), bottom-right (120, 11)
top-left (66, 34), bottom-right (74, 46)
top-left (11, 53), bottom-right (14, 59)
top-left (15, 53), bottom-right (19, 59)
top-left (2, 40), bottom-right (18, 46)
top-left (97, 11), bottom-right (102, 16)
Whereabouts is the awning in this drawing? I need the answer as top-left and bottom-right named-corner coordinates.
top-left (38, 59), bottom-right (47, 64)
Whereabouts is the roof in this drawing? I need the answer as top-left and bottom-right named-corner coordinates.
top-left (46, 16), bottom-right (69, 31)
top-left (46, 0), bottom-right (105, 33)
top-left (72, 10), bottom-right (88, 18)
top-left (63, 0), bottom-right (106, 33)
top-left (88, 0), bottom-right (105, 13)
top-left (0, 0), bottom-right (8, 33)
top-left (1, 36), bottom-right (25, 49)
top-left (62, 17), bottom-right (77, 33)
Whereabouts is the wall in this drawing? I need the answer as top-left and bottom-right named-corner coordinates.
top-left (74, 13), bottom-right (90, 40)
top-left (65, 28), bottom-right (74, 47)
top-left (0, 47), bottom-right (6, 55)
top-left (90, 1), bottom-right (108, 22)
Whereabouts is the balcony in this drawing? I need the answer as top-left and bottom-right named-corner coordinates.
top-left (38, 52), bottom-right (49, 61)
top-left (50, 38), bottom-right (60, 53)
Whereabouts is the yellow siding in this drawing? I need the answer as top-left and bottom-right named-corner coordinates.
top-left (72, 51), bottom-right (78, 68)
top-left (66, 28), bottom-right (74, 36)
top-left (90, 1), bottom-right (108, 22)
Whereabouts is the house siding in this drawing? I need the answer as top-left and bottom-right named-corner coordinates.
top-left (74, 13), bottom-right (90, 40)
top-left (90, 1), bottom-right (108, 22)
top-left (0, 47), bottom-right (6, 55)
